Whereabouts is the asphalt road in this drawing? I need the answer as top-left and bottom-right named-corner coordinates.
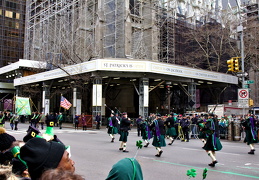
top-left (5, 123), bottom-right (259, 180)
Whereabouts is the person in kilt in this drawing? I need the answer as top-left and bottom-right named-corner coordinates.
top-left (140, 119), bottom-right (152, 147)
top-left (241, 114), bottom-right (258, 154)
top-left (107, 113), bottom-right (119, 142)
top-left (202, 114), bottom-right (222, 167)
top-left (150, 114), bottom-right (166, 157)
top-left (198, 115), bottom-right (208, 146)
top-left (119, 112), bottom-right (131, 152)
top-left (164, 113), bottom-right (177, 145)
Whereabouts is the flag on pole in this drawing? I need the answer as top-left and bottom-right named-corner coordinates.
top-left (60, 96), bottom-right (72, 110)
top-left (15, 96), bottom-right (31, 115)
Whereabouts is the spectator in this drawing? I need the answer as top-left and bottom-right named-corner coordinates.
top-left (39, 169), bottom-right (84, 180)
top-left (20, 137), bottom-right (75, 180)
top-left (106, 158), bottom-right (143, 180)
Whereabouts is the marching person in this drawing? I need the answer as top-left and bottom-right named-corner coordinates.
top-left (38, 112), bottom-right (46, 130)
top-left (150, 114), bottom-right (166, 157)
top-left (57, 112), bottom-right (63, 129)
top-left (164, 113), bottom-right (177, 145)
top-left (140, 118), bottom-right (151, 147)
top-left (119, 112), bottom-right (131, 152)
top-left (202, 113), bottom-right (222, 167)
top-left (107, 113), bottom-right (119, 142)
top-left (241, 114), bottom-right (258, 154)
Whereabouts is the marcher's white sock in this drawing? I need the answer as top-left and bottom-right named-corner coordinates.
top-left (120, 142), bottom-right (124, 148)
top-left (249, 144), bottom-right (255, 150)
top-left (207, 151), bottom-right (216, 161)
top-left (144, 140), bottom-right (148, 144)
top-left (123, 143), bottom-right (127, 150)
top-left (156, 147), bottom-right (161, 153)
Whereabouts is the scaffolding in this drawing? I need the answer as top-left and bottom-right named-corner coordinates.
top-left (24, 0), bottom-right (97, 65)
top-left (24, 0), bottom-right (221, 66)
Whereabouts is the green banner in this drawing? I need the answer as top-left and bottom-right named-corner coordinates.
top-left (15, 97), bottom-right (31, 115)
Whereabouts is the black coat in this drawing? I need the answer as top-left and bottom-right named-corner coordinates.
top-left (150, 118), bottom-right (166, 135)
top-left (120, 117), bottom-right (131, 132)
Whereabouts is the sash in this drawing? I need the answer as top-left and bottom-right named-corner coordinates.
top-left (154, 120), bottom-right (161, 144)
top-left (250, 117), bottom-right (257, 140)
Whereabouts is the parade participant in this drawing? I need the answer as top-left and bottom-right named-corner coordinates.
top-left (13, 114), bottom-right (19, 131)
top-left (150, 114), bottom-right (166, 157)
top-left (57, 112), bottom-right (63, 129)
top-left (9, 114), bottom-right (15, 130)
top-left (241, 114), bottom-right (258, 154)
top-left (202, 114), bottom-right (222, 167)
top-left (106, 158), bottom-right (143, 180)
top-left (38, 112), bottom-right (46, 130)
top-left (136, 115), bottom-right (143, 137)
top-left (107, 113), bottom-right (114, 141)
top-left (197, 115), bottom-right (207, 146)
top-left (140, 119), bottom-right (151, 147)
top-left (119, 112), bottom-right (131, 152)
top-left (164, 113), bottom-right (177, 145)
top-left (20, 137), bottom-right (75, 180)
top-left (95, 113), bottom-right (101, 130)
top-left (0, 112), bottom-right (5, 128)
top-left (180, 115), bottom-right (190, 142)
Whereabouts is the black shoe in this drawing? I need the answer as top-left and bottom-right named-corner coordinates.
top-left (144, 143), bottom-right (149, 147)
top-left (168, 143), bottom-right (172, 145)
top-left (208, 160), bottom-right (218, 167)
top-left (155, 150), bottom-right (163, 157)
top-left (119, 148), bottom-right (123, 150)
top-left (111, 138), bottom-right (114, 142)
top-left (248, 150), bottom-right (255, 154)
top-left (123, 150), bottom-right (129, 153)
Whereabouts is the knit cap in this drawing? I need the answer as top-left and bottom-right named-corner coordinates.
top-left (20, 137), bottom-right (65, 180)
top-left (0, 127), bottom-right (16, 151)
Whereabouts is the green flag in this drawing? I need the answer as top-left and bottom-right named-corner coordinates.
top-left (15, 97), bottom-right (31, 115)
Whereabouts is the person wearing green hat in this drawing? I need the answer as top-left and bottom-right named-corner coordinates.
top-left (106, 158), bottom-right (143, 180)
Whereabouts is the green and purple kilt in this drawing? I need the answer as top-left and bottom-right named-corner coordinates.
top-left (152, 135), bottom-right (166, 147)
top-left (166, 127), bottom-right (177, 137)
top-left (244, 129), bottom-right (258, 145)
top-left (119, 131), bottom-right (129, 142)
top-left (203, 135), bottom-right (222, 151)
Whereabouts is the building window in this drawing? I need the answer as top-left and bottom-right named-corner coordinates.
top-left (16, 13), bottom-right (20, 19)
top-left (5, 10), bottom-right (13, 18)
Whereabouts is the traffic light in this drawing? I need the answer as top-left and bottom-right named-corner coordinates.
top-left (233, 57), bottom-right (240, 72)
top-left (227, 57), bottom-right (241, 72)
top-left (227, 58), bottom-right (234, 72)
top-left (249, 98), bottom-right (254, 106)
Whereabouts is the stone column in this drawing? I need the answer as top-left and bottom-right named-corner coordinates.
top-left (139, 78), bottom-right (149, 119)
top-left (42, 82), bottom-right (50, 114)
top-left (92, 78), bottom-right (102, 126)
top-left (188, 80), bottom-right (196, 111)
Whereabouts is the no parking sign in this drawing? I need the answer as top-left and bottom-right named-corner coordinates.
top-left (238, 89), bottom-right (249, 108)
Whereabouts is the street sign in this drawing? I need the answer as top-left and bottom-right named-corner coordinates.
top-left (238, 89), bottom-right (249, 100)
top-left (238, 89), bottom-right (249, 108)
top-left (238, 99), bottom-right (249, 108)
top-left (244, 80), bottom-right (254, 84)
